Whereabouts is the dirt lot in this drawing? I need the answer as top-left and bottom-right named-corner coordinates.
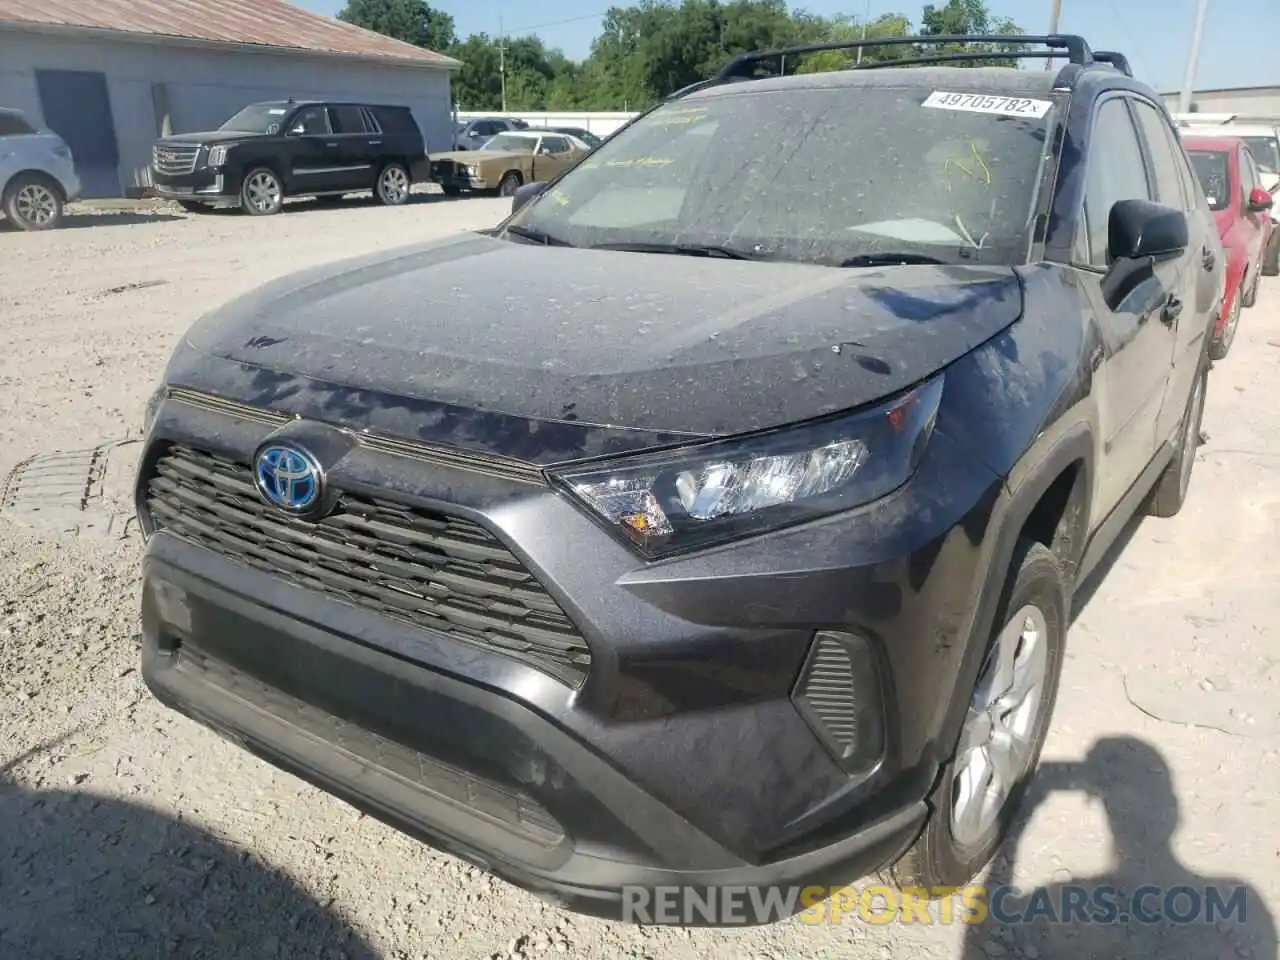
top-left (1, 193), bottom-right (1278, 960)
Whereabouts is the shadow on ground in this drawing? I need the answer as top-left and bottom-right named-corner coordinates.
top-left (0, 737), bottom-right (378, 960)
top-left (961, 736), bottom-right (1276, 960)
top-left (47, 212), bottom-right (185, 230)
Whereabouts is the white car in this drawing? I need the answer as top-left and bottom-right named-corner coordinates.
top-left (0, 107), bottom-right (82, 231)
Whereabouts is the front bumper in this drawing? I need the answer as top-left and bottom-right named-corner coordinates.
top-left (150, 167), bottom-right (233, 202)
top-left (136, 388), bottom-right (1005, 921)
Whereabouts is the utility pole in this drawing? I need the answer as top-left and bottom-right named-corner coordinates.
top-left (1044, 0), bottom-right (1062, 70)
top-left (498, 14), bottom-right (507, 113)
top-left (855, 0), bottom-right (871, 66)
top-left (1178, 0), bottom-right (1210, 114)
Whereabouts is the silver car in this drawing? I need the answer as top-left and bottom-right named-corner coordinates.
top-left (452, 116), bottom-right (528, 151)
top-left (0, 107), bottom-right (82, 231)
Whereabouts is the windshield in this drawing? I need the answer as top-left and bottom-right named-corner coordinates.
top-left (483, 133), bottom-right (536, 153)
top-left (1187, 150), bottom-right (1230, 211)
top-left (504, 86), bottom-right (1059, 266)
top-left (219, 104), bottom-right (291, 134)
top-left (1241, 136), bottom-right (1280, 177)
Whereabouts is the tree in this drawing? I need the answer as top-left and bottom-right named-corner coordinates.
top-left (918, 0), bottom-right (1026, 67)
top-left (337, 0), bottom-right (456, 52)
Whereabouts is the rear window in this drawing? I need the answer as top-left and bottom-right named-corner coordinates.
top-left (509, 85), bottom-right (1060, 267)
top-left (1187, 150), bottom-right (1230, 210)
top-left (371, 106), bottom-right (419, 135)
top-left (0, 111), bottom-right (36, 136)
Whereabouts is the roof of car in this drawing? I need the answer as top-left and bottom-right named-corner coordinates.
top-left (1181, 134), bottom-right (1247, 153)
top-left (684, 65), bottom-right (1065, 102)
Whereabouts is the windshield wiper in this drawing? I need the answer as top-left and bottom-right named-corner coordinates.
top-left (588, 241), bottom-right (764, 260)
top-left (504, 224), bottom-right (574, 247)
top-left (838, 252), bottom-right (949, 268)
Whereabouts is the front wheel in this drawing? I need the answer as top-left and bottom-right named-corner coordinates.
top-left (239, 167), bottom-right (283, 216)
top-left (1208, 287), bottom-right (1241, 361)
top-left (497, 171), bottom-right (523, 197)
top-left (376, 163), bottom-right (411, 206)
top-left (3, 173), bottom-right (64, 231)
top-left (880, 539), bottom-right (1067, 892)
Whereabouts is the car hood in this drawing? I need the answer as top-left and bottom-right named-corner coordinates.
top-left (158, 130), bottom-right (262, 146)
top-left (432, 150), bottom-right (527, 164)
top-left (166, 233), bottom-right (1025, 465)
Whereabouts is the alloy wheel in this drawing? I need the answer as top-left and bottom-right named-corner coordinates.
top-left (950, 603), bottom-right (1051, 848)
top-left (245, 172), bottom-right (281, 214)
top-left (379, 166), bottom-right (409, 204)
top-left (15, 183), bottom-right (58, 227)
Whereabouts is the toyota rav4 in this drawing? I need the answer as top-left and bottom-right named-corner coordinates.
top-left (134, 35), bottom-right (1221, 923)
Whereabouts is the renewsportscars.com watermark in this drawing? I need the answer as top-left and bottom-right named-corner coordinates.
top-left (621, 883), bottom-right (1251, 926)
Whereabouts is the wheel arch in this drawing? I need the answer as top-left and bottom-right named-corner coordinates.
top-left (2, 168), bottom-right (67, 202)
top-left (930, 423), bottom-right (1094, 773)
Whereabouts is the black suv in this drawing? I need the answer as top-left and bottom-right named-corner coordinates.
top-left (149, 100), bottom-right (426, 215)
top-left (134, 36), bottom-right (1222, 923)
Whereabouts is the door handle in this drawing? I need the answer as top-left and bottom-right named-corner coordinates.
top-left (1201, 246), bottom-right (1216, 271)
top-left (325, 141), bottom-right (338, 148)
top-left (368, 139), bottom-right (382, 145)
top-left (1161, 295), bottom-right (1183, 325)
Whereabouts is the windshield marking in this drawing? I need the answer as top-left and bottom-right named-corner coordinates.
top-left (922, 91), bottom-right (1053, 119)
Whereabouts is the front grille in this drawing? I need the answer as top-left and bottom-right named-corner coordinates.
top-left (152, 143), bottom-right (200, 175)
top-left (143, 444), bottom-right (592, 685)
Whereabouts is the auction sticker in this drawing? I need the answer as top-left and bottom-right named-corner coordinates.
top-left (922, 91), bottom-right (1053, 118)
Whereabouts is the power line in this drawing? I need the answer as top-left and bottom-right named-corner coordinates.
top-left (504, 11), bottom-right (612, 35)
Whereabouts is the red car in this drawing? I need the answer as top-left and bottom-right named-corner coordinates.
top-left (1182, 134), bottom-right (1275, 359)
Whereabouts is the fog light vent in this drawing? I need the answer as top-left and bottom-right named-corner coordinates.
top-left (793, 631), bottom-right (885, 773)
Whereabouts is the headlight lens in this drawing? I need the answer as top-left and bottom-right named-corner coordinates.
top-left (207, 145), bottom-right (228, 167)
top-left (465, 165), bottom-right (479, 177)
top-left (551, 375), bottom-right (944, 558)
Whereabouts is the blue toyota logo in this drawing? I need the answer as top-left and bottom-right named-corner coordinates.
top-left (254, 443), bottom-right (323, 513)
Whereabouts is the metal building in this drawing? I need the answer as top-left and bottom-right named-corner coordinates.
top-left (1159, 85), bottom-right (1280, 119)
top-left (0, 0), bottom-right (459, 198)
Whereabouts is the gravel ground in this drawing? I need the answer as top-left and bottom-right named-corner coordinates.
top-left (1, 193), bottom-right (1277, 960)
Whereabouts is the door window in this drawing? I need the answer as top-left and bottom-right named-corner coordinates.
top-left (1132, 101), bottom-right (1194, 211)
top-left (291, 106), bottom-right (330, 136)
top-left (1079, 98), bottom-right (1152, 268)
top-left (328, 105), bottom-right (368, 135)
top-left (0, 111), bottom-right (35, 135)
top-left (541, 136), bottom-right (571, 155)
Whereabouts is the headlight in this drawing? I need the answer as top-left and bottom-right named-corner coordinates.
top-left (551, 375), bottom-right (944, 558)
top-left (465, 165), bottom-right (479, 177)
top-left (207, 145), bottom-right (228, 167)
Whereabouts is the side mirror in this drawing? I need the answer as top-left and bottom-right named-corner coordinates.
top-left (1247, 187), bottom-right (1274, 213)
top-left (288, 125), bottom-right (305, 137)
top-left (1109, 199), bottom-right (1188, 262)
top-left (1101, 200), bottom-right (1188, 312)
top-left (511, 181), bottom-right (547, 214)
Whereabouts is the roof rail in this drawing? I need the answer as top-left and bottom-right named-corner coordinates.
top-left (714, 33), bottom-right (1095, 81)
top-left (1092, 51), bottom-right (1132, 76)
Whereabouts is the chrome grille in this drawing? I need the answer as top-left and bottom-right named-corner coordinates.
top-left (152, 143), bottom-right (200, 175)
top-left (142, 444), bottom-right (593, 685)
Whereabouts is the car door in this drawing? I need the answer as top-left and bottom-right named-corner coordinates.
top-left (532, 135), bottom-right (575, 181)
top-left (1072, 95), bottom-right (1181, 517)
top-left (325, 104), bottom-right (377, 191)
top-left (1129, 98), bottom-right (1215, 444)
top-left (283, 104), bottom-right (344, 194)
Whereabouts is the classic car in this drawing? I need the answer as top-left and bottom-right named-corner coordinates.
top-left (429, 131), bottom-right (591, 196)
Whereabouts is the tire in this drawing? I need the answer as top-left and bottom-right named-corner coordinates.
top-left (881, 539), bottom-right (1067, 893)
top-left (1241, 269), bottom-right (1259, 309)
top-left (497, 171), bottom-right (523, 197)
top-left (441, 184), bottom-right (462, 197)
top-left (239, 167), bottom-right (283, 216)
top-left (1207, 287), bottom-right (1240, 361)
top-left (375, 162), bottom-right (411, 206)
top-left (3, 173), bottom-right (64, 231)
top-left (1264, 233), bottom-right (1279, 277)
top-left (1147, 357), bottom-right (1208, 518)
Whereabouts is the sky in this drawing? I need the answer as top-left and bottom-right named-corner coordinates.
top-left (299, 0), bottom-right (1277, 94)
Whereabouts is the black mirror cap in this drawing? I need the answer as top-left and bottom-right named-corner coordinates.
top-left (511, 181), bottom-right (547, 214)
top-left (1109, 199), bottom-right (1189, 262)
